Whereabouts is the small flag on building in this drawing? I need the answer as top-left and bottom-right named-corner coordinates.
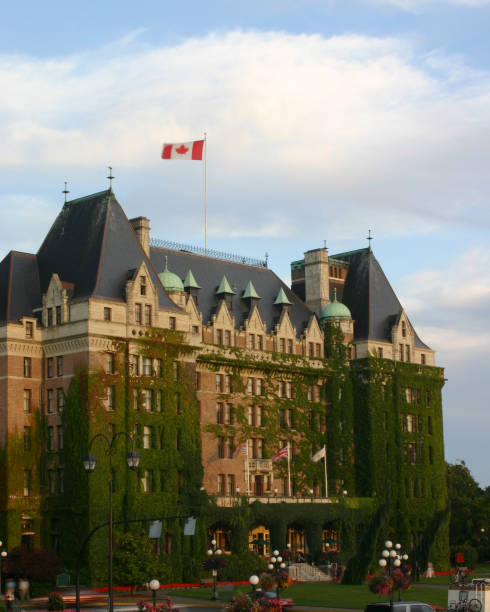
top-left (232, 442), bottom-right (248, 458)
top-left (272, 446), bottom-right (289, 462)
top-left (311, 446), bottom-right (326, 463)
top-left (161, 140), bottom-right (204, 160)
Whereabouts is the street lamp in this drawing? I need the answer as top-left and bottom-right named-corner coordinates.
top-left (207, 539), bottom-right (223, 601)
top-left (83, 432), bottom-right (140, 612)
top-left (378, 540), bottom-right (409, 603)
top-left (249, 574), bottom-right (260, 598)
top-left (268, 549), bottom-right (287, 599)
top-left (149, 579), bottom-right (160, 608)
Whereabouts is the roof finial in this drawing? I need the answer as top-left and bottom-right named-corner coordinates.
top-left (366, 229), bottom-right (373, 251)
top-left (265, 252), bottom-right (269, 268)
top-left (323, 240), bottom-right (327, 250)
top-left (62, 181), bottom-right (70, 203)
top-left (164, 255), bottom-right (168, 271)
top-left (107, 166), bottom-right (115, 190)
top-left (333, 287), bottom-right (337, 302)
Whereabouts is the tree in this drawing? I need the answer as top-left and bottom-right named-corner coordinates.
top-left (112, 533), bottom-right (161, 593)
top-left (5, 547), bottom-right (63, 582)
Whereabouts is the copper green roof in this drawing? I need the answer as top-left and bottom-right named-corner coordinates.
top-left (242, 280), bottom-right (261, 300)
top-left (216, 275), bottom-right (235, 295)
top-left (320, 289), bottom-right (351, 320)
top-left (158, 256), bottom-right (184, 292)
top-left (274, 287), bottom-right (292, 305)
top-left (183, 269), bottom-right (201, 289)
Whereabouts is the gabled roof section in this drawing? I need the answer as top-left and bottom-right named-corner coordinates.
top-left (184, 269), bottom-right (201, 289)
top-left (332, 248), bottom-right (429, 349)
top-left (274, 287), bottom-right (292, 305)
top-left (242, 281), bottom-right (261, 300)
top-left (37, 190), bottom-right (178, 310)
top-left (150, 247), bottom-right (313, 337)
top-left (216, 276), bottom-right (235, 295)
top-left (0, 251), bottom-right (40, 322)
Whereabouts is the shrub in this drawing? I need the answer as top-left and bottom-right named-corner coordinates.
top-left (219, 553), bottom-right (268, 582)
top-left (450, 545), bottom-right (478, 569)
top-left (46, 592), bottom-right (65, 611)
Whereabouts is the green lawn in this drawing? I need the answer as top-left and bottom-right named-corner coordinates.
top-left (169, 582), bottom-right (449, 609)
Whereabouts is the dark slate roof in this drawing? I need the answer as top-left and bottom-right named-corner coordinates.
top-left (332, 248), bottom-right (430, 350)
top-left (150, 247), bottom-right (314, 336)
top-left (37, 190), bottom-right (178, 310)
top-left (0, 251), bottom-right (40, 322)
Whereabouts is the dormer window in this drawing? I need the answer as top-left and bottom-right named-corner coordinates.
top-left (402, 320), bottom-right (406, 337)
top-left (140, 276), bottom-right (147, 296)
top-left (25, 321), bottom-right (33, 339)
top-left (56, 306), bottom-right (62, 325)
top-left (47, 308), bottom-right (53, 327)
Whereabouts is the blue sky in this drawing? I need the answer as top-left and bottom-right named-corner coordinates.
top-left (1, 0), bottom-right (489, 487)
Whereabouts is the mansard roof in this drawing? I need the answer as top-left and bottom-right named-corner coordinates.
top-left (37, 190), bottom-right (179, 310)
top-left (0, 251), bottom-right (40, 322)
top-left (150, 247), bottom-right (312, 337)
top-left (333, 248), bottom-right (429, 349)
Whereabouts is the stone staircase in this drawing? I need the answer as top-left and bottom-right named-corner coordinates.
top-left (288, 562), bottom-right (332, 582)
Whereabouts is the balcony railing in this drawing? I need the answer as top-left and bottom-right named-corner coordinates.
top-left (248, 459), bottom-right (273, 473)
top-left (215, 494), bottom-right (333, 507)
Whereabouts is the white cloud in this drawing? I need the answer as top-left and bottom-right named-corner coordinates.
top-left (1, 30), bottom-right (490, 243)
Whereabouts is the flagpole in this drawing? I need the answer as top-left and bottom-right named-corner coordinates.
top-left (323, 445), bottom-right (328, 498)
top-left (203, 132), bottom-right (207, 254)
top-left (287, 441), bottom-right (291, 497)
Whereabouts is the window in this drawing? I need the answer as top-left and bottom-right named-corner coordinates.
top-left (218, 437), bottom-right (225, 458)
top-left (141, 388), bottom-right (151, 411)
top-left (256, 378), bottom-right (264, 395)
top-left (256, 405), bottom-right (263, 427)
top-left (426, 390), bottom-right (431, 406)
top-left (225, 437), bottom-right (234, 458)
top-left (309, 342), bottom-right (314, 357)
top-left (247, 406), bottom-right (254, 426)
top-left (57, 388), bottom-right (64, 412)
top-left (130, 354), bottom-right (140, 375)
top-left (56, 356), bottom-right (64, 377)
top-left (427, 415), bottom-right (433, 434)
top-left (104, 307), bottom-right (112, 321)
top-left (24, 427), bottom-right (32, 451)
top-left (406, 345), bottom-right (411, 363)
top-left (135, 303), bottom-right (142, 324)
top-left (107, 386), bottom-right (115, 410)
top-left (23, 470), bottom-right (32, 496)
top-left (279, 338), bottom-right (285, 353)
top-left (106, 353), bottom-right (115, 374)
top-left (225, 330), bottom-right (232, 346)
top-left (142, 357), bottom-right (152, 376)
top-left (140, 276), bottom-right (147, 295)
top-left (402, 320), bottom-right (407, 337)
top-left (48, 426), bottom-right (55, 451)
top-left (141, 469), bottom-right (153, 493)
top-left (421, 353), bottom-right (426, 365)
top-left (378, 347), bottom-right (383, 358)
top-left (279, 381), bottom-right (286, 398)
top-left (143, 425), bottom-right (152, 449)
top-left (48, 469), bottom-right (56, 495)
top-left (216, 374), bottom-right (223, 392)
top-left (287, 339), bottom-right (293, 354)
top-left (132, 388), bottom-right (139, 410)
top-left (47, 357), bottom-right (54, 378)
top-left (225, 374), bottom-right (232, 393)
top-left (58, 468), bottom-right (64, 494)
top-left (248, 333), bottom-right (255, 349)
top-left (24, 357), bottom-right (32, 378)
top-left (57, 425), bottom-right (64, 450)
top-left (144, 304), bottom-right (152, 325)
top-left (216, 329), bottom-right (223, 345)
top-left (280, 410), bottom-right (290, 428)
top-left (429, 446), bottom-right (434, 464)
top-left (169, 316), bottom-right (176, 330)
top-left (25, 321), bottom-right (33, 338)
top-left (399, 344), bottom-right (404, 361)
top-left (192, 325), bottom-right (199, 335)
top-left (47, 389), bottom-right (54, 413)
top-left (23, 389), bottom-right (32, 414)
top-left (175, 392), bottom-right (181, 414)
top-left (47, 308), bottom-right (53, 327)
top-left (247, 378), bottom-right (254, 394)
top-left (173, 361), bottom-right (179, 380)
top-left (217, 474), bottom-right (225, 494)
top-left (225, 403), bottom-right (234, 425)
top-left (316, 343), bottom-right (321, 357)
top-left (56, 306), bottom-right (61, 325)
top-left (216, 402), bottom-right (224, 424)
top-left (226, 474), bottom-right (235, 495)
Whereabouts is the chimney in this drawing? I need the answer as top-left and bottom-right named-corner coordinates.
top-left (304, 248), bottom-right (330, 316)
top-left (130, 216), bottom-right (150, 257)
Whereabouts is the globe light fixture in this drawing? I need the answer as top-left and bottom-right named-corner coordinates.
top-left (382, 550), bottom-right (390, 558)
top-left (385, 540), bottom-right (393, 549)
top-left (379, 559), bottom-right (387, 567)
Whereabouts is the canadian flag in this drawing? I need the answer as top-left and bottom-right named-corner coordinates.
top-left (161, 140), bottom-right (204, 160)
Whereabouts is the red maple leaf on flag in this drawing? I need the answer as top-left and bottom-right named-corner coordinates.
top-left (175, 145), bottom-right (189, 155)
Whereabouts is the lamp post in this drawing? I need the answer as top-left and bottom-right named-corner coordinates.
top-left (378, 540), bottom-right (409, 603)
top-left (249, 574), bottom-right (260, 599)
top-left (0, 543), bottom-right (7, 594)
top-left (268, 549), bottom-right (287, 599)
top-left (149, 579), bottom-right (160, 608)
top-left (207, 539), bottom-right (222, 600)
top-left (83, 432), bottom-right (140, 612)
